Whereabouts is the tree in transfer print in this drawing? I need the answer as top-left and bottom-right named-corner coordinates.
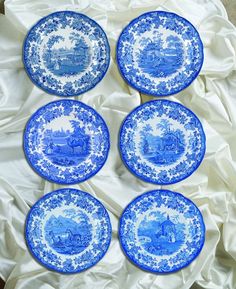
top-left (67, 121), bottom-right (88, 154)
top-left (157, 119), bottom-right (171, 132)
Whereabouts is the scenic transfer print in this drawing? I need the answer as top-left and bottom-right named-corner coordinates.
top-left (119, 100), bottom-right (206, 184)
top-left (119, 190), bottom-right (205, 273)
top-left (117, 11), bottom-right (204, 96)
top-left (23, 11), bottom-right (110, 96)
top-left (24, 100), bottom-right (110, 184)
top-left (25, 189), bottom-right (111, 273)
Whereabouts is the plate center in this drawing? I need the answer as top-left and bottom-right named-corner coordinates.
top-left (43, 31), bottom-right (91, 77)
top-left (138, 212), bottom-right (185, 256)
top-left (137, 34), bottom-right (184, 78)
top-left (44, 209), bottom-right (92, 255)
top-left (139, 119), bottom-right (185, 166)
top-left (42, 116), bottom-right (91, 166)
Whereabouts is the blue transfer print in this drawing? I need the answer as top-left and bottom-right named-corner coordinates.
top-left (138, 35), bottom-right (184, 78)
top-left (140, 119), bottom-right (185, 166)
top-left (45, 212), bottom-right (92, 255)
top-left (117, 11), bottom-right (204, 96)
top-left (25, 188), bottom-right (112, 273)
top-left (23, 11), bottom-right (110, 96)
top-left (138, 213), bottom-right (185, 256)
top-left (119, 190), bottom-right (205, 273)
top-left (24, 99), bottom-right (110, 184)
top-left (43, 35), bottom-right (91, 77)
top-left (119, 100), bottom-right (206, 185)
top-left (42, 124), bottom-right (91, 167)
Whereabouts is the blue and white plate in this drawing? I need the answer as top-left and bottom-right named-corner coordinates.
top-left (24, 100), bottom-right (110, 184)
top-left (119, 100), bottom-right (205, 184)
top-left (119, 190), bottom-right (205, 273)
top-left (23, 11), bottom-right (110, 96)
top-left (117, 11), bottom-right (204, 96)
top-left (25, 188), bottom-right (112, 273)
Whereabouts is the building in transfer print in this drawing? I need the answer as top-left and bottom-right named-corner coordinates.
top-left (156, 215), bottom-right (176, 243)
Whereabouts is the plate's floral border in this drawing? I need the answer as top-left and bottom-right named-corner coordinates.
top-left (119, 100), bottom-right (206, 184)
top-left (23, 11), bottom-right (110, 96)
top-left (117, 11), bottom-right (203, 96)
top-left (24, 100), bottom-right (110, 184)
top-left (25, 188), bottom-right (112, 273)
top-left (119, 190), bottom-right (205, 273)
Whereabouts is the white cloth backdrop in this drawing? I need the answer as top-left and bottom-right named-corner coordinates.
top-left (0, 0), bottom-right (236, 288)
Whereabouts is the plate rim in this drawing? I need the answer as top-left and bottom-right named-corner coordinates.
top-left (116, 10), bottom-right (204, 97)
top-left (23, 99), bottom-right (110, 184)
top-left (119, 99), bottom-right (206, 185)
top-left (23, 10), bottom-right (110, 97)
top-left (25, 188), bottom-right (112, 274)
top-left (118, 189), bottom-right (206, 274)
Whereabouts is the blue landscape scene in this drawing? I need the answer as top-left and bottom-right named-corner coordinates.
top-left (138, 211), bottom-right (185, 255)
top-left (42, 120), bottom-right (91, 166)
top-left (45, 210), bottom-right (92, 255)
top-left (140, 119), bottom-right (185, 165)
top-left (138, 35), bottom-right (184, 77)
top-left (43, 33), bottom-right (90, 76)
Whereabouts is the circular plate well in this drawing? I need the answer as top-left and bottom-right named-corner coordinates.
top-left (119, 190), bottom-right (205, 273)
top-left (24, 99), bottom-right (110, 184)
top-left (23, 11), bottom-right (110, 96)
top-left (25, 188), bottom-right (112, 273)
top-left (117, 11), bottom-right (204, 96)
top-left (119, 100), bottom-right (206, 185)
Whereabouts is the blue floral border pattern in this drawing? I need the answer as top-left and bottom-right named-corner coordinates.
top-left (25, 188), bottom-right (112, 273)
top-left (23, 11), bottom-right (110, 96)
top-left (119, 100), bottom-right (206, 185)
top-left (117, 11), bottom-right (204, 96)
top-left (119, 190), bottom-right (205, 273)
top-left (24, 99), bottom-right (110, 184)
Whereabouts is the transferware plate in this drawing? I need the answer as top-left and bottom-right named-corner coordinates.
top-left (24, 100), bottom-right (110, 184)
top-left (119, 190), bottom-right (205, 273)
top-left (119, 100), bottom-right (205, 184)
top-left (25, 188), bottom-right (111, 273)
top-left (117, 11), bottom-right (203, 96)
top-left (23, 11), bottom-right (110, 96)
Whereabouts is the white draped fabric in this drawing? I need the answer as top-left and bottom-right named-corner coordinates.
top-left (0, 0), bottom-right (236, 288)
